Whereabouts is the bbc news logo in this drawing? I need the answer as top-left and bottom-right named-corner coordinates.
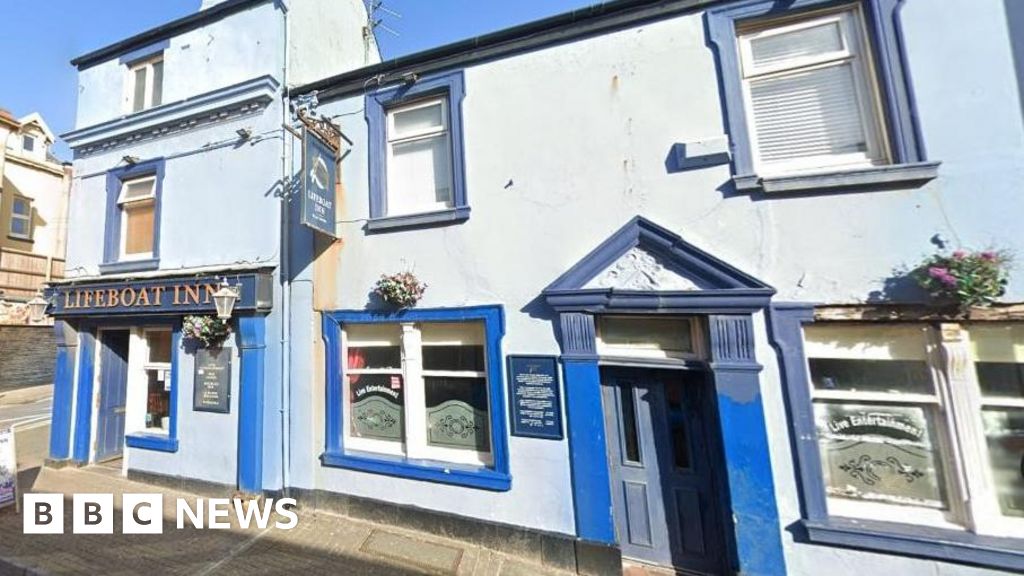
top-left (23, 494), bottom-right (298, 534)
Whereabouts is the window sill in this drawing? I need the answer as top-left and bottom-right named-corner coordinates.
top-left (321, 449), bottom-right (511, 491)
top-left (6, 235), bottom-right (33, 243)
top-left (125, 433), bottom-right (178, 453)
top-left (99, 258), bottom-right (160, 274)
top-left (734, 162), bottom-right (940, 194)
top-left (802, 516), bottom-right (1024, 572)
top-left (365, 206), bottom-right (470, 233)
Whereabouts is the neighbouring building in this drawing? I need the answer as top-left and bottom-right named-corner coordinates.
top-left (45, 0), bottom-right (1024, 575)
top-left (0, 109), bottom-right (71, 390)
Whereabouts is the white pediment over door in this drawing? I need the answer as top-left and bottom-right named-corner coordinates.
top-left (583, 247), bottom-right (706, 291)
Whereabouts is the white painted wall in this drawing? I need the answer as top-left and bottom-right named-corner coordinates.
top-left (302, 0), bottom-right (1024, 570)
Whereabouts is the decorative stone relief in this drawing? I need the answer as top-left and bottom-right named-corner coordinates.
top-left (584, 247), bottom-right (701, 291)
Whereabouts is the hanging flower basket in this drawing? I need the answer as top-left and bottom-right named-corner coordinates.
top-left (182, 315), bottom-right (231, 348)
top-left (373, 271), bottom-right (427, 309)
top-left (912, 249), bottom-right (1012, 310)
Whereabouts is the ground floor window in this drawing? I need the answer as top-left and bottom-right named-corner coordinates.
top-left (125, 326), bottom-right (175, 437)
top-left (343, 320), bottom-right (491, 466)
top-left (803, 322), bottom-right (1024, 536)
top-left (323, 306), bottom-right (510, 489)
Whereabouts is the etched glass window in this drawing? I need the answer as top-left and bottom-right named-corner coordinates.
top-left (345, 324), bottom-right (404, 445)
top-left (805, 325), bottom-right (949, 510)
top-left (341, 320), bottom-right (493, 466)
top-left (970, 325), bottom-right (1024, 518)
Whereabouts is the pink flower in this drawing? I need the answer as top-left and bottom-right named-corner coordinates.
top-left (952, 250), bottom-right (967, 260)
top-left (928, 267), bottom-right (950, 279)
top-left (980, 251), bottom-right (997, 262)
top-left (940, 275), bottom-right (958, 287)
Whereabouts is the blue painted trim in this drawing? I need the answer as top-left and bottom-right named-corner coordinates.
top-left (365, 70), bottom-right (468, 223)
top-left (72, 330), bottom-right (96, 464)
top-left (98, 259), bottom-right (161, 275)
top-left (102, 157), bottom-right (165, 269)
top-left (707, 314), bottom-right (786, 576)
top-left (543, 216), bottom-right (774, 312)
top-left (705, 0), bottom-right (929, 187)
top-left (118, 39), bottom-right (169, 65)
top-left (125, 434), bottom-right (179, 452)
top-left (561, 357), bottom-right (616, 544)
top-left (49, 321), bottom-right (78, 461)
top-left (803, 517), bottom-right (1024, 572)
top-left (321, 305), bottom-right (511, 491)
top-left (237, 314), bottom-right (267, 492)
top-left (365, 206), bottom-right (471, 232)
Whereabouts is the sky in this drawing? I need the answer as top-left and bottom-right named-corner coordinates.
top-left (0, 0), bottom-right (596, 160)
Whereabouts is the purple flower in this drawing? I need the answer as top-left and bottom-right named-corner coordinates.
top-left (980, 251), bottom-right (997, 262)
top-left (940, 275), bottom-right (958, 287)
top-left (952, 250), bottom-right (967, 260)
top-left (928, 267), bottom-right (950, 279)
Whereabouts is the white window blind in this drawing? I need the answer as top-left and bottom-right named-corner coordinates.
top-left (385, 97), bottom-right (454, 216)
top-left (739, 8), bottom-right (888, 175)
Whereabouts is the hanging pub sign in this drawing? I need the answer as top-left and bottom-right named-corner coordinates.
top-left (300, 111), bottom-right (342, 238)
top-left (193, 347), bottom-right (232, 413)
top-left (507, 355), bottom-right (564, 440)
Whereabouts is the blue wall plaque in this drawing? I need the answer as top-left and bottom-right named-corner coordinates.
top-left (508, 355), bottom-right (563, 440)
top-left (301, 129), bottom-right (338, 238)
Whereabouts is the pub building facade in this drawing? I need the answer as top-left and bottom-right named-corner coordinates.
top-left (44, 0), bottom-right (1024, 575)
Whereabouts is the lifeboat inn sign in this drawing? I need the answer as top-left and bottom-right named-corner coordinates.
top-left (43, 273), bottom-right (273, 317)
top-left (300, 110), bottom-right (345, 238)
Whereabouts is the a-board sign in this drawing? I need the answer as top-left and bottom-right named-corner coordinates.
top-left (0, 427), bottom-right (17, 510)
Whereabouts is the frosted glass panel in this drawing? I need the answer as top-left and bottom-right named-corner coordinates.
top-left (750, 63), bottom-right (868, 162)
top-left (151, 60), bottom-right (164, 107)
top-left (750, 21), bottom-right (843, 67)
top-left (982, 408), bottom-right (1024, 518)
top-left (132, 67), bottom-right (147, 112)
top-left (425, 376), bottom-right (489, 451)
top-left (349, 373), bottom-right (404, 442)
top-left (388, 135), bottom-right (452, 215)
top-left (123, 179), bottom-right (154, 200)
top-left (815, 402), bottom-right (948, 509)
top-left (392, 102), bottom-right (444, 137)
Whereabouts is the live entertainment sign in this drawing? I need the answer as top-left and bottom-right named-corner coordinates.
top-left (44, 273), bottom-right (273, 317)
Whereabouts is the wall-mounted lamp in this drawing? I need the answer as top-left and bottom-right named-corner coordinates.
top-left (236, 127), bottom-right (253, 141)
top-left (212, 278), bottom-right (242, 320)
top-left (27, 291), bottom-right (50, 323)
top-left (122, 155), bottom-right (140, 166)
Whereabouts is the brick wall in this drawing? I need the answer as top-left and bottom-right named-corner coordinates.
top-left (0, 326), bottom-right (55, 391)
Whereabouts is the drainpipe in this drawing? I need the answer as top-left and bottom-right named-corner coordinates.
top-left (279, 0), bottom-right (292, 498)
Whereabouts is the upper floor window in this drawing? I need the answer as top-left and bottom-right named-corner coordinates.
top-left (386, 97), bottom-right (453, 216)
top-left (9, 197), bottom-right (32, 240)
top-left (737, 7), bottom-right (888, 176)
top-left (21, 135), bottom-right (35, 153)
top-left (706, 0), bottom-right (938, 193)
top-left (118, 176), bottom-right (157, 260)
top-left (128, 56), bottom-right (164, 113)
top-left (365, 70), bottom-right (469, 231)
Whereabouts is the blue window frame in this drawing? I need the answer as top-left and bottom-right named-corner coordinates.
top-left (365, 70), bottom-right (469, 231)
top-left (101, 157), bottom-right (164, 274)
top-left (768, 304), bottom-right (1024, 572)
top-left (706, 0), bottom-right (940, 194)
top-left (321, 305), bottom-right (511, 491)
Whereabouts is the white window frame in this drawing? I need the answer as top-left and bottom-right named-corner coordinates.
top-left (384, 96), bottom-right (454, 216)
top-left (126, 55), bottom-right (164, 113)
top-left (341, 321), bottom-right (493, 467)
top-left (117, 175), bottom-right (157, 261)
top-left (21, 135), bottom-right (35, 153)
top-left (804, 322), bottom-right (1024, 539)
top-left (737, 5), bottom-right (891, 176)
top-left (124, 327), bottom-right (173, 437)
top-left (9, 197), bottom-right (32, 240)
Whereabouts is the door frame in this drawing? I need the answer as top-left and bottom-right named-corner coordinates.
top-left (93, 328), bottom-right (131, 463)
top-left (601, 362), bottom-right (732, 574)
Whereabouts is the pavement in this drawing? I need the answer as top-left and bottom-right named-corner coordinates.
top-left (0, 385), bottom-right (53, 430)
top-left (0, 416), bottom-right (575, 576)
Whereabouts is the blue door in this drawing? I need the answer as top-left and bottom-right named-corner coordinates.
top-left (95, 330), bottom-right (130, 462)
top-left (603, 368), bottom-right (728, 574)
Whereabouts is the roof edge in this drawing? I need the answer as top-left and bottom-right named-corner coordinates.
top-left (70, 0), bottom-right (272, 70)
